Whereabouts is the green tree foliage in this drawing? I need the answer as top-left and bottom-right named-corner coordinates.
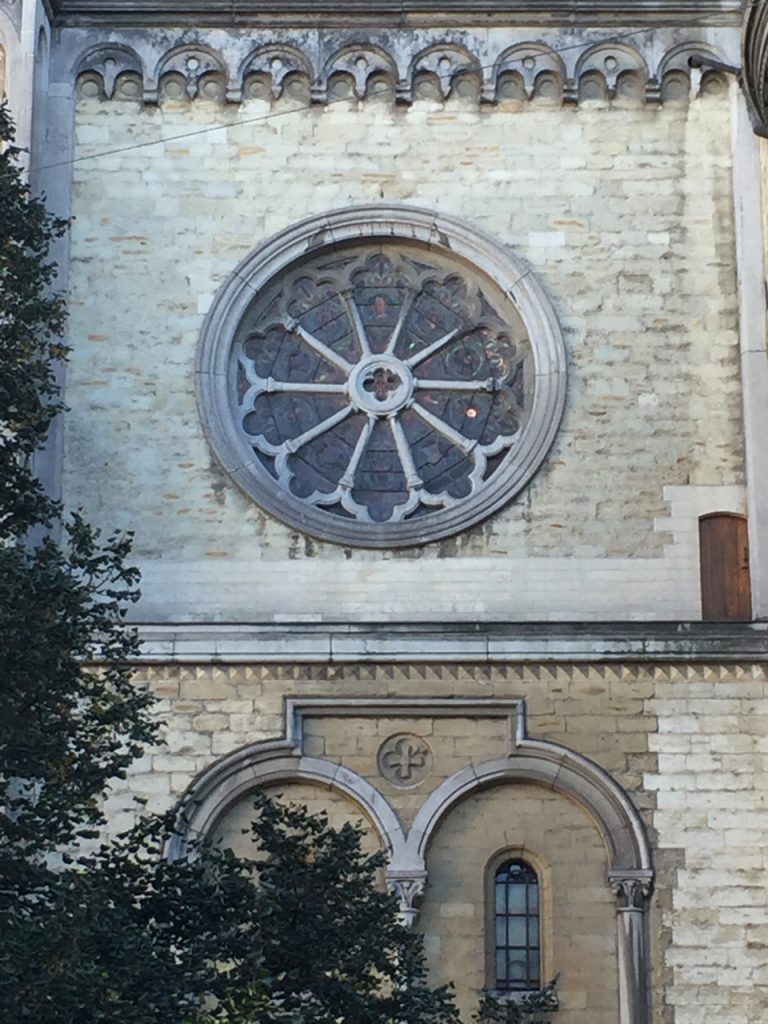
top-left (210, 793), bottom-right (459, 1024)
top-left (0, 100), bottom-right (154, 862)
top-left (0, 102), bottom-right (459, 1024)
top-left (474, 984), bottom-right (558, 1024)
top-left (4, 791), bottom-right (460, 1024)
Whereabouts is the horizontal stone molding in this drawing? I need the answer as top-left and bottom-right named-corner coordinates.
top-left (49, 2), bottom-right (743, 30)
top-left (64, 28), bottom-right (737, 106)
top-left (132, 621), bottom-right (768, 664)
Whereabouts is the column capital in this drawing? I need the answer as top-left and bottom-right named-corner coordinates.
top-left (609, 870), bottom-right (654, 910)
top-left (387, 870), bottom-right (428, 928)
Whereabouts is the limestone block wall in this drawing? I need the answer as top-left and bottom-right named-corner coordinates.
top-left (61, 82), bottom-right (745, 622)
top-left (103, 661), bottom-right (768, 1024)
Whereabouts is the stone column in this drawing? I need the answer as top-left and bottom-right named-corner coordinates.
top-left (731, 88), bottom-right (768, 619)
top-left (610, 871), bottom-right (653, 1024)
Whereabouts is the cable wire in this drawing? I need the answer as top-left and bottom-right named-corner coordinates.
top-left (38, 15), bottom-right (740, 171)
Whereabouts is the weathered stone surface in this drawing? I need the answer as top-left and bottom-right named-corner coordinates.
top-left (63, 86), bottom-right (744, 622)
top-left (100, 661), bottom-right (768, 1024)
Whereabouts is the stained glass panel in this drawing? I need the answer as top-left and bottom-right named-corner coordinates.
top-left (232, 244), bottom-right (535, 529)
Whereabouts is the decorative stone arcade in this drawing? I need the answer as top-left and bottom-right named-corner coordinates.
top-left (170, 698), bottom-right (654, 1024)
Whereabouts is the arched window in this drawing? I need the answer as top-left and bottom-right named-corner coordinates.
top-left (493, 858), bottom-right (540, 991)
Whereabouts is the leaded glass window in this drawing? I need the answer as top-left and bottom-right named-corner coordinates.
top-left (494, 859), bottom-right (540, 992)
top-left (198, 207), bottom-right (567, 547)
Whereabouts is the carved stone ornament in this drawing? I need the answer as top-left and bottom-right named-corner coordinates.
top-left (197, 206), bottom-right (567, 548)
top-left (610, 871), bottom-right (654, 909)
top-left (70, 31), bottom-right (735, 108)
top-left (388, 873), bottom-right (427, 928)
top-left (377, 734), bottom-right (432, 787)
top-left (76, 44), bottom-right (142, 99)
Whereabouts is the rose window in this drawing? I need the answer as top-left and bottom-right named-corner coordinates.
top-left (198, 207), bottom-right (566, 547)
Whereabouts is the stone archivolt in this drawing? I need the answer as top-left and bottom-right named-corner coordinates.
top-left (73, 33), bottom-right (732, 106)
top-left (744, 0), bottom-right (768, 135)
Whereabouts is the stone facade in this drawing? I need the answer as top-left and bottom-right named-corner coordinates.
top-left (101, 661), bottom-right (768, 1023)
top-left (6, 2), bottom-right (768, 1024)
top-left (60, 39), bottom-right (746, 622)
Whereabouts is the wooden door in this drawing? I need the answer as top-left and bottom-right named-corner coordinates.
top-left (699, 513), bottom-right (752, 621)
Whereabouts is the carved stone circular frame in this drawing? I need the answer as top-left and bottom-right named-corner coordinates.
top-left (197, 204), bottom-right (567, 548)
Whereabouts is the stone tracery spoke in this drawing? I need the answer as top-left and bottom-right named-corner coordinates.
top-left (342, 291), bottom-right (371, 358)
top-left (413, 377), bottom-right (495, 392)
top-left (282, 405), bottom-right (354, 454)
top-left (246, 378), bottom-right (349, 396)
top-left (283, 316), bottom-right (354, 375)
top-left (404, 327), bottom-right (461, 368)
top-left (339, 415), bottom-right (376, 490)
top-left (389, 417), bottom-right (424, 492)
top-left (409, 401), bottom-right (478, 456)
top-left (384, 292), bottom-right (416, 355)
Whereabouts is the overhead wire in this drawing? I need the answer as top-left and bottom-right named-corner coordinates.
top-left (38, 13), bottom-right (742, 171)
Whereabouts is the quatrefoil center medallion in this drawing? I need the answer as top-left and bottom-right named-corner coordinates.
top-left (365, 367), bottom-right (401, 402)
top-left (349, 355), bottom-right (414, 416)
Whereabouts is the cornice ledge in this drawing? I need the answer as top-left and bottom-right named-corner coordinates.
top-left (48, 0), bottom-right (743, 29)
top-left (132, 620), bottom-right (768, 664)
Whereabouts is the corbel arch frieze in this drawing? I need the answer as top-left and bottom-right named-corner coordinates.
top-left (239, 43), bottom-right (314, 101)
top-left (657, 40), bottom-right (730, 101)
top-left (574, 40), bottom-right (648, 100)
top-left (318, 43), bottom-right (398, 103)
top-left (405, 41), bottom-right (481, 102)
top-left (67, 31), bottom-right (734, 110)
top-left (147, 43), bottom-right (228, 104)
top-left (75, 43), bottom-right (143, 99)
top-left (491, 43), bottom-right (565, 103)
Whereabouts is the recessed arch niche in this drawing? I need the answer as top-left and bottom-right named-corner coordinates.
top-left (419, 779), bottom-right (619, 1023)
top-left (212, 776), bottom-right (385, 862)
